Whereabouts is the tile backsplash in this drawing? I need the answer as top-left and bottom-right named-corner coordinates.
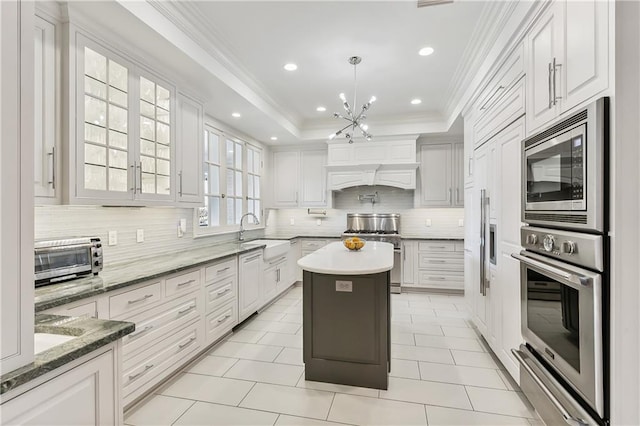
top-left (266, 186), bottom-right (464, 238)
top-left (35, 187), bottom-right (463, 266)
top-left (34, 205), bottom-right (263, 266)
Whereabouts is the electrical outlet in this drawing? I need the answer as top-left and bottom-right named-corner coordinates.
top-left (425, 219), bottom-right (432, 227)
top-left (108, 230), bottom-right (118, 246)
top-left (316, 219), bottom-right (321, 226)
top-left (290, 218), bottom-right (295, 226)
top-left (136, 229), bottom-right (144, 243)
top-left (458, 219), bottom-right (464, 227)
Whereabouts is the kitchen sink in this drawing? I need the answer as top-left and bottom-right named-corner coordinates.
top-left (34, 333), bottom-right (76, 354)
top-left (242, 239), bottom-right (290, 261)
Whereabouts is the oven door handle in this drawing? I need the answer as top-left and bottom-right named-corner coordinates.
top-left (511, 253), bottom-right (591, 287)
top-left (512, 349), bottom-right (589, 426)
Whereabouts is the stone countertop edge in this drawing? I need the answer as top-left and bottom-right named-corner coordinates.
top-left (34, 244), bottom-right (265, 313)
top-left (1, 314), bottom-right (135, 395)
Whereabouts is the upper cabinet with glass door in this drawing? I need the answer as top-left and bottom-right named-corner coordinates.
top-left (70, 36), bottom-right (177, 205)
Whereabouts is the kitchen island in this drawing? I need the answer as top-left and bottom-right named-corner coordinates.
top-left (298, 241), bottom-right (393, 390)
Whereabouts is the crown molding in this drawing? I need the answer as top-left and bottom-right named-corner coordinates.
top-left (121, 0), bottom-right (302, 138)
top-left (441, 1), bottom-right (517, 119)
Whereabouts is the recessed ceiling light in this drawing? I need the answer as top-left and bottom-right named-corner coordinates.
top-left (418, 47), bottom-right (434, 56)
top-left (411, 98), bottom-right (422, 105)
top-left (284, 63), bottom-right (298, 71)
top-left (316, 106), bottom-right (326, 112)
top-left (270, 136), bottom-right (278, 141)
top-left (231, 112), bottom-right (241, 118)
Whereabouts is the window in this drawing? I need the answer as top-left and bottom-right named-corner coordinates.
top-left (198, 126), bottom-right (262, 231)
top-left (78, 37), bottom-right (174, 201)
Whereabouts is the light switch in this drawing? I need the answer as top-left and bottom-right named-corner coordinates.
top-left (458, 219), bottom-right (464, 227)
top-left (425, 219), bottom-right (432, 227)
top-left (290, 218), bottom-right (295, 225)
top-left (136, 229), bottom-right (144, 243)
top-left (316, 219), bottom-right (322, 226)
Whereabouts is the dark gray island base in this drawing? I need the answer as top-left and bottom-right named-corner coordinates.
top-left (302, 270), bottom-right (390, 390)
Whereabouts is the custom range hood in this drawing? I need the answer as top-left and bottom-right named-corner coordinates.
top-left (326, 136), bottom-right (419, 190)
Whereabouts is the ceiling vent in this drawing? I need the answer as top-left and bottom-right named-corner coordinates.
top-left (417, 0), bottom-right (453, 8)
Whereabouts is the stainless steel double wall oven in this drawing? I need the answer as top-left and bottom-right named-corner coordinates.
top-left (513, 98), bottom-right (609, 425)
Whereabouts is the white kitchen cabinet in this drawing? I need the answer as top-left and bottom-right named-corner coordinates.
top-left (1, 346), bottom-right (119, 425)
top-left (272, 149), bottom-right (329, 208)
top-left (238, 250), bottom-right (263, 321)
top-left (34, 14), bottom-right (59, 202)
top-left (262, 255), bottom-right (288, 306)
top-left (405, 241), bottom-right (464, 292)
top-left (526, 0), bottom-right (610, 133)
top-left (288, 239), bottom-right (302, 283)
top-left (418, 142), bottom-right (464, 207)
top-left (272, 151), bottom-right (300, 207)
top-left (300, 150), bottom-right (328, 207)
top-left (401, 241), bottom-right (415, 286)
top-left (68, 33), bottom-right (193, 206)
top-left (1, 0), bottom-right (35, 375)
top-left (176, 93), bottom-right (203, 204)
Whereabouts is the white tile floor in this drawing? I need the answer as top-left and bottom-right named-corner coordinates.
top-left (125, 286), bottom-right (540, 426)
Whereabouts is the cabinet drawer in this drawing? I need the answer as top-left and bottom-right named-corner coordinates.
top-left (205, 276), bottom-right (236, 314)
top-left (123, 321), bottom-right (201, 400)
top-left (109, 281), bottom-right (162, 319)
top-left (122, 293), bottom-right (201, 357)
top-left (46, 299), bottom-right (98, 319)
top-left (474, 78), bottom-right (525, 147)
top-left (418, 254), bottom-right (464, 270)
top-left (205, 301), bottom-right (236, 344)
top-left (417, 271), bottom-right (464, 289)
top-left (205, 258), bottom-right (236, 283)
top-left (301, 240), bottom-right (327, 250)
top-left (165, 269), bottom-right (200, 298)
top-left (417, 241), bottom-right (456, 252)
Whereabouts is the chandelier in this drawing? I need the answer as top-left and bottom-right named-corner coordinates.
top-left (328, 56), bottom-right (376, 143)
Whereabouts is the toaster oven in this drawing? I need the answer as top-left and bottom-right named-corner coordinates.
top-left (35, 237), bottom-right (103, 286)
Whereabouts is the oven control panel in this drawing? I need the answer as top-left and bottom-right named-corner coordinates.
top-left (520, 226), bottom-right (603, 271)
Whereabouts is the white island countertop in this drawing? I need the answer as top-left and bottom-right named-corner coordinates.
top-left (297, 241), bottom-right (394, 275)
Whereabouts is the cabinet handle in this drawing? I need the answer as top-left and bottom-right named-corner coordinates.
top-left (217, 314), bottom-right (232, 323)
top-left (128, 325), bottom-right (154, 338)
top-left (456, 188), bottom-right (460, 203)
top-left (178, 171), bottom-right (183, 196)
top-left (429, 246), bottom-right (446, 249)
top-left (216, 287), bottom-right (231, 296)
top-left (177, 279), bottom-right (196, 287)
top-left (290, 240), bottom-right (298, 245)
top-left (427, 277), bottom-right (447, 281)
top-left (245, 254), bottom-right (261, 262)
top-left (137, 162), bottom-right (143, 193)
top-left (217, 266), bottom-right (230, 274)
top-left (277, 269), bottom-right (280, 283)
top-left (178, 305), bottom-right (196, 316)
top-left (428, 260), bottom-right (447, 264)
top-left (403, 248), bottom-right (406, 261)
top-left (295, 191), bottom-right (298, 203)
top-left (127, 294), bottom-right (154, 304)
top-left (47, 146), bottom-right (56, 189)
top-left (548, 62), bottom-right (553, 109)
top-left (449, 188), bottom-right (452, 202)
top-left (479, 85), bottom-right (504, 110)
top-left (128, 364), bottom-right (154, 381)
top-left (130, 162), bottom-right (137, 194)
top-left (178, 337), bottom-right (197, 349)
top-left (552, 57), bottom-right (562, 106)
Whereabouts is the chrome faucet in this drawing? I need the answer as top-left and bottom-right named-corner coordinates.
top-left (239, 212), bottom-right (260, 241)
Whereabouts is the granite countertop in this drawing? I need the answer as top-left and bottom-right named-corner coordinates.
top-left (400, 235), bottom-right (464, 241)
top-left (298, 241), bottom-right (394, 275)
top-left (35, 242), bottom-right (265, 312)
top-left (1, 314), bottom-right (134, 395)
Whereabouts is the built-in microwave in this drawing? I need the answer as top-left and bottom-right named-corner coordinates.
top-left (522, 98), bottom-right (608, 233)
